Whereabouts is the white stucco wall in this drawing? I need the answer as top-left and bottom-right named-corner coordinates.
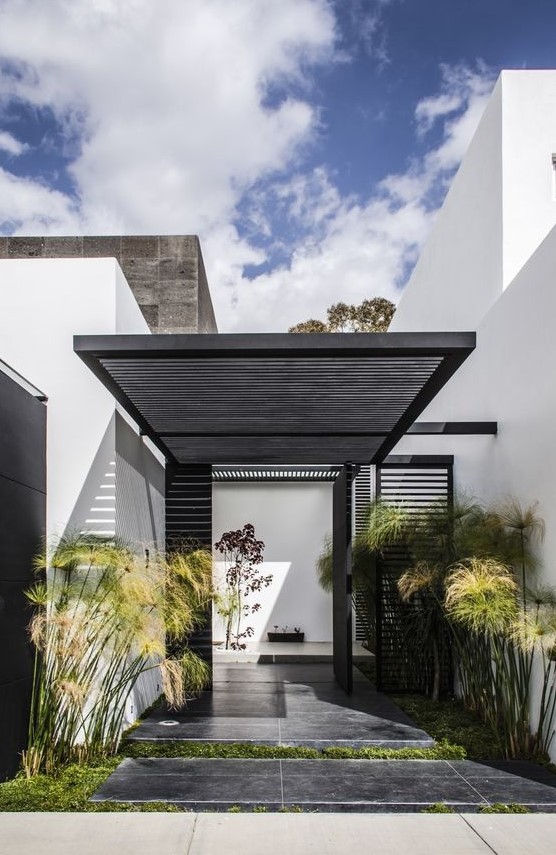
top-left (0, 256), bottom-right (167, 723)
top-left (0, 258), bottom-right (155, 537)
top-left (212, 482), bottom-right (333, 643)
top-left (392, 70), bottom-right (556, 334)
top-left (394, 223), bottom-right (556, 571)
top-left (390, 78), bottom-right (504, 333)
top-left (501, 70), bottom-right (556, 287)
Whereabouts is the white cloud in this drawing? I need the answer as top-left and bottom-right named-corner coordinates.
top-left (0, 0), bottom-right (336, 235)
top-left (214, 63), bottom-right (496, 332)
top-left (0, 168), bottom-right (79, 233)
top-left (0, 131), bottom-right (29, 156)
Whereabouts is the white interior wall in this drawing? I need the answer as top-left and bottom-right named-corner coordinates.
top-left (212, 482), bottom-right (333, 643)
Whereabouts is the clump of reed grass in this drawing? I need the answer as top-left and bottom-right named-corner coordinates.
top-left (23, 534), bottom-right (213, 776)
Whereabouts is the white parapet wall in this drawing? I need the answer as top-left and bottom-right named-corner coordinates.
top-left (212, 481), bottom-right (334, 644)
top-left (0, 257), bottom-right (164, 540)
top-left (0, 256), bottom-right (165, 721)
top-left (391, 70), bottom-right (556, 334)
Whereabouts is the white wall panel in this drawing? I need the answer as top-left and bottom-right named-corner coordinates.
top-left (213, 482), bottom-right (333, 643)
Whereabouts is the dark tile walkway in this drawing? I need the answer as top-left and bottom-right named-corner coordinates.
top-left (93, 663), bottom-right (556, 812)
top-left (91, 758), bottom-right (556, 812)
top-left (128, 663), bottom-right (433, 749)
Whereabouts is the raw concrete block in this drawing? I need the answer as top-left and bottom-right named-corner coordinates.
top-left (8, 237), bottom-right (45, 257)
top-left (43, 236), bottom-right (83, 258)
top-left (121, 236), bottom-right (159, 258)
top-left (82, 236), bottom-right (122, 257)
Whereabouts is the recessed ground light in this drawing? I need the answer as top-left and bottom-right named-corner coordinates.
top-left (159, 720), bottom-right (179, 726)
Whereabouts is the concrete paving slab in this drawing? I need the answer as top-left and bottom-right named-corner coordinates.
top-left (465, 814), bottom-right (556, 855)
top-left (0, 812), bottom-right (195, 855)
top-left (188, 813), bottom-right (491, 855)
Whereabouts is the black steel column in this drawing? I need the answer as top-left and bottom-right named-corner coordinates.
top-left (165, 463), bottom-right (213, 674)
top-left (332, 462), bottom-right (355, 694)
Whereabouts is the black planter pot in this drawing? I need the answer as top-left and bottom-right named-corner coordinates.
top-left (267, 632), bottom-right (304, 642)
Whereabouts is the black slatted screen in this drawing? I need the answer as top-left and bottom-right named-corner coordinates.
top-left (165, 463), bottom-right (213, 669)
top-left (375, 456), bottom-right (453, 694)
top-left (353, 465), bottom-right (373, 646)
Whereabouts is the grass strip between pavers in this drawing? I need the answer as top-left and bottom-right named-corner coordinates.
top-left (121, 740), bottom-right (465, 760)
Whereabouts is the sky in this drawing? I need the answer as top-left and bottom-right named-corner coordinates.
top-left (0, 0), bottom-right (556, 332)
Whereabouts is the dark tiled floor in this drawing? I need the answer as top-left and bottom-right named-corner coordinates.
top-left (128, 663), bottom-right (433, 749)
top-left (92, 758), bottom-right (556, 812)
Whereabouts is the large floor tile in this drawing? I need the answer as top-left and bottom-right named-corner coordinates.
top-left (92, 758), bottom-right (283, 807)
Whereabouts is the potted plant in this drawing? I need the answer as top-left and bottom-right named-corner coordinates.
top-left (267, 625), bottom-right (304, 642)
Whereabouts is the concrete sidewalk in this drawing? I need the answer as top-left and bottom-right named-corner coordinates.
top-left (2, 812), bottom-right (556, 855)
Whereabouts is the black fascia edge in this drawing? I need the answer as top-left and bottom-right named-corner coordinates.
top-left (408, 422), bottom-right (497, 435)
top-left (73, 331), bottom-right (476, 360)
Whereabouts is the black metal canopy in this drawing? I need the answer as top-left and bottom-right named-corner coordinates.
top-left (74, 332), bottom-right (475, 465)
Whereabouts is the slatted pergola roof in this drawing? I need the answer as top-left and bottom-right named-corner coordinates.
top-left (74, 332), bottom-right (475, 465)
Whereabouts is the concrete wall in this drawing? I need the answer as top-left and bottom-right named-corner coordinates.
top-left (0, 365), bottom-right (46, 780)
top-left (0, 234), bottom-right (218, 334)
top-left (212, 483), bottom-right (333, 643)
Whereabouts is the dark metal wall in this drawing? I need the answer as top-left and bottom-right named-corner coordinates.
top-left (0, 370), bottom-right (46, 780)
top-left (165, 463), bottom-right (213, 669)
top-left (332, 464), bottom-right (356, 693)
top-left (375, 456), bottom-right (453, 694)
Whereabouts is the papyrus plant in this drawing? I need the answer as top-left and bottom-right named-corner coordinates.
top-left (23, 534), bottom-right (212, 776)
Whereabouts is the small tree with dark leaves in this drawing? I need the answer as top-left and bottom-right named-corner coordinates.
top-left (214, 523), bottom-right (271, 649)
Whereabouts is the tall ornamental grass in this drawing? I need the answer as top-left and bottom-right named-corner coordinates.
top-left (394, 496), bottom-right (556, 759)
top-left (23, 534), bottom-right (213, 777)
top-left (325, 492), bottom-right (556, 759)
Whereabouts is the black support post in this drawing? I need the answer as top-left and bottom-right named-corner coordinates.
top-left (332, 463), bottom-right (355, 694)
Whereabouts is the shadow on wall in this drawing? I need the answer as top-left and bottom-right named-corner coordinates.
top-left (115, 412), bottom-right (165, 553)
top-left (63, 415), bottom-right (116, 539)
top-left (63, 412), bottom-right (166, 552)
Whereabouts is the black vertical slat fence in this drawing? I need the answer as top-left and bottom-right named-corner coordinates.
top-left (165, 463), bottom-right (213, 671)
top-left (375, 456), bottom-right (453, 694)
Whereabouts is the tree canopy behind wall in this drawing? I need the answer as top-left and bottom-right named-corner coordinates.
top-left (288, 297), bottom-right (396, 333)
